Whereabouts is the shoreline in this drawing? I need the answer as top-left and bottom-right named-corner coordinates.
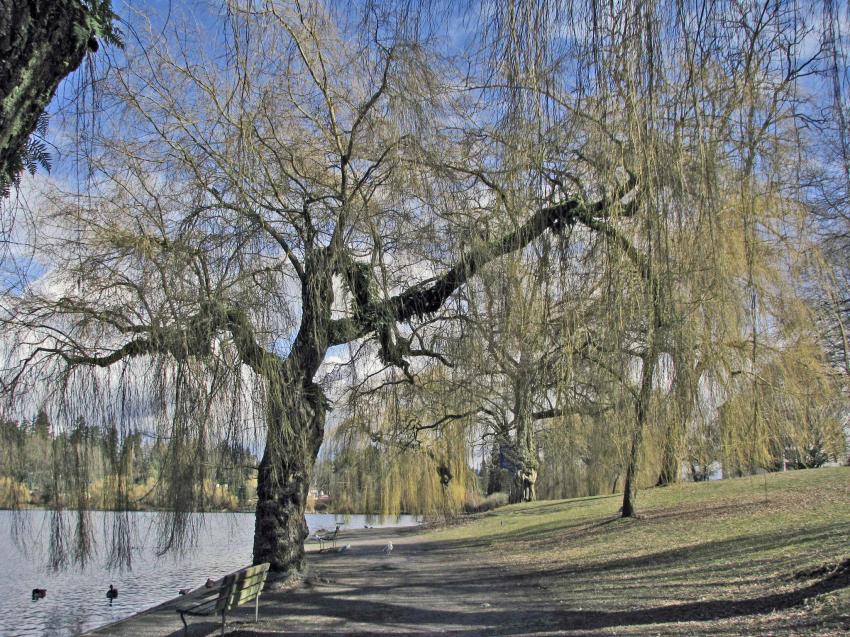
top-left (81, 525), bottom-right (422, 636)
top-left (66, 470), bottom-right (850, 636)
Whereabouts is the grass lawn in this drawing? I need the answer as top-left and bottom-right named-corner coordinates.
top-left (428, 467), bottom-right (850, 635)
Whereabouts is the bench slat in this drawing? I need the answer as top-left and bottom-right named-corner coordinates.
top-left (176, 598), bottom-right (219, 616)
top-left (212, 574), bottom-right (237, 613)
top-left (230, 575), bottom-right (266, 592)
top-left (240, 564), bottom-right (269, 578)
top-left (231, 584), bottom-right (264, 606)
top-left (176, 562), bottom-right (270, 620)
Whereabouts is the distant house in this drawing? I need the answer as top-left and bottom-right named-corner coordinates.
top-left (307, 489), bottom-right (332, 511)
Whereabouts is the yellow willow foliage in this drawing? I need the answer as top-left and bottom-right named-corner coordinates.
top-left (0, 477), bottom-right (30, 508)
top-left (87, 475), bottom-right (154, 509)
top-left (201, 480), bottom-right (239, 511)
top-left (537, 384), bottom-right (686, 500)
top-left (719, 336), bottom-right (845, 474)
top-left (537, 412), bottom-right (624, 499)
top-left (326, 410), bottom-right (478, 518)
top-left (129, 477), bottom-right (160, 508)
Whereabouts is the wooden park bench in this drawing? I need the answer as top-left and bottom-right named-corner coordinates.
top-left (314, 522), bottom-right (343, 551)
top-left (175, 562), bottom-right (270, 636)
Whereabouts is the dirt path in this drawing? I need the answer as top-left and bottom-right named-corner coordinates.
top-left (86, 525), bottom-right (562, 637)
top-left (230, 527), bottom-right (561, 636)
top-left (85, 517), bottom-right (849, 636)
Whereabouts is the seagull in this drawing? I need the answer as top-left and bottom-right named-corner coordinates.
top-left (383, 541), bottom-right (393, 554)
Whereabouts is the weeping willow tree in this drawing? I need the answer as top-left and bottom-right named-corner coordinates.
top-left (370, 0), bottom-right (850, 517)
top-left (806, 1), bottom-right (850, 407)
top-left (2, 0), bottom-right (847, 574)
top-left (450, 248), bottom-right (576, 504)
top-left (0, 1), bottom-right (642, 573)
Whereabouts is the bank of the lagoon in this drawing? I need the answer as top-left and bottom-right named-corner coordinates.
top-left (0, 511), bottom-right (420, 637)
top-left (87, 467), bottom-right (848, 636)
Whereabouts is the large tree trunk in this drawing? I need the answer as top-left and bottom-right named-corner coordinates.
top-left (251, 377), bottom-right (326, 573)
top-left (486, 440), bottom-right (507, 495)
top-left (252, 253), bottom-right (333, 573)
top-left (507, 437), bottom-right (539, 504)
top-left (0, 0), bottom-right (96, 189)
top-left (487, 434), bottom-right (538, 503)
top-left (508, 389), bottom-right (539, 504)
top-left (511, 464), bottom-right (538, 503)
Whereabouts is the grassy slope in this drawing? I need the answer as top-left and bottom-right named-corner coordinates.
top-left (429, 467), bottom-right (850, 635)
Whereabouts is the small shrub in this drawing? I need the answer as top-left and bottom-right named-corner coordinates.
top-left (463, 492), bottom-right (508, 514)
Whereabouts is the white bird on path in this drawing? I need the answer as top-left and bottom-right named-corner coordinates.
top-left (383, 541), bottom-right (393, 554)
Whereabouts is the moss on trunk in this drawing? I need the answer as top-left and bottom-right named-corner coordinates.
top-left (0, 0), bottom-right (96, 190)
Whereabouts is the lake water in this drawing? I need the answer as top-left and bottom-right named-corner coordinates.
top-left (0, 510), bottom-right (420, 636)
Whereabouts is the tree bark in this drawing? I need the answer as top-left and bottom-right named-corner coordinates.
top-left (510, 463), bottom-right (538, 503)
top-left (504, 374), bottom-right (539, 504)
top-left (656, 437), bottom-right (679, 486)
top-left (486, 441), bottom-right (506, 495)
top-left (507, 436), bottom-right (539, 504)
top-left (656, 412), bottom-right (682, 487)
top-left (252, 377), bottom-right (326, 573)
top-left (0, 0), bottom-right (95, 189)
top-left (252, 251), bottom-right (333, 573)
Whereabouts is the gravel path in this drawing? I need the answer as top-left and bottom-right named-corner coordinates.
top-left (85, 525), bottom-right (561, 637)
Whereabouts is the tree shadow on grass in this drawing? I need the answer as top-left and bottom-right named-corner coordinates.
top-left (549, 559), bottom-right (850, 632)
top-left (543, 521), bottom-right (848, 580)
top-left (221, 555), bottom-right (849, 636)
top-left (418, 517), bottom-right (846, 585)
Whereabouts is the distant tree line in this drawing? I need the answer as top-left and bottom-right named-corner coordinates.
top-left (0, 410), bottom-right (257, 511)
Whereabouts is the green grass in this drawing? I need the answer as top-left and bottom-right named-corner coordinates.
top-left (430, 467), bottom-right (850, 635)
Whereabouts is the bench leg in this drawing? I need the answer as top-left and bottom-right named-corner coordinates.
top-left (179, 612), bottom-right (188, 636)
top-left (221, 610), bottom-right (226, 637)
top-left (255, 593), bottom-right (260, 622)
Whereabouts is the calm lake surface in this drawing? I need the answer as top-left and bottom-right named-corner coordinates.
top-left (0, 510), bottom-right (421, 636)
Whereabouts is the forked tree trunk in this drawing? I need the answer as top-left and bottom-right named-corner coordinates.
top-left (252, 377), bottom-right (326, 573)
top-left (252, 254), bottom-right (333, 573)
